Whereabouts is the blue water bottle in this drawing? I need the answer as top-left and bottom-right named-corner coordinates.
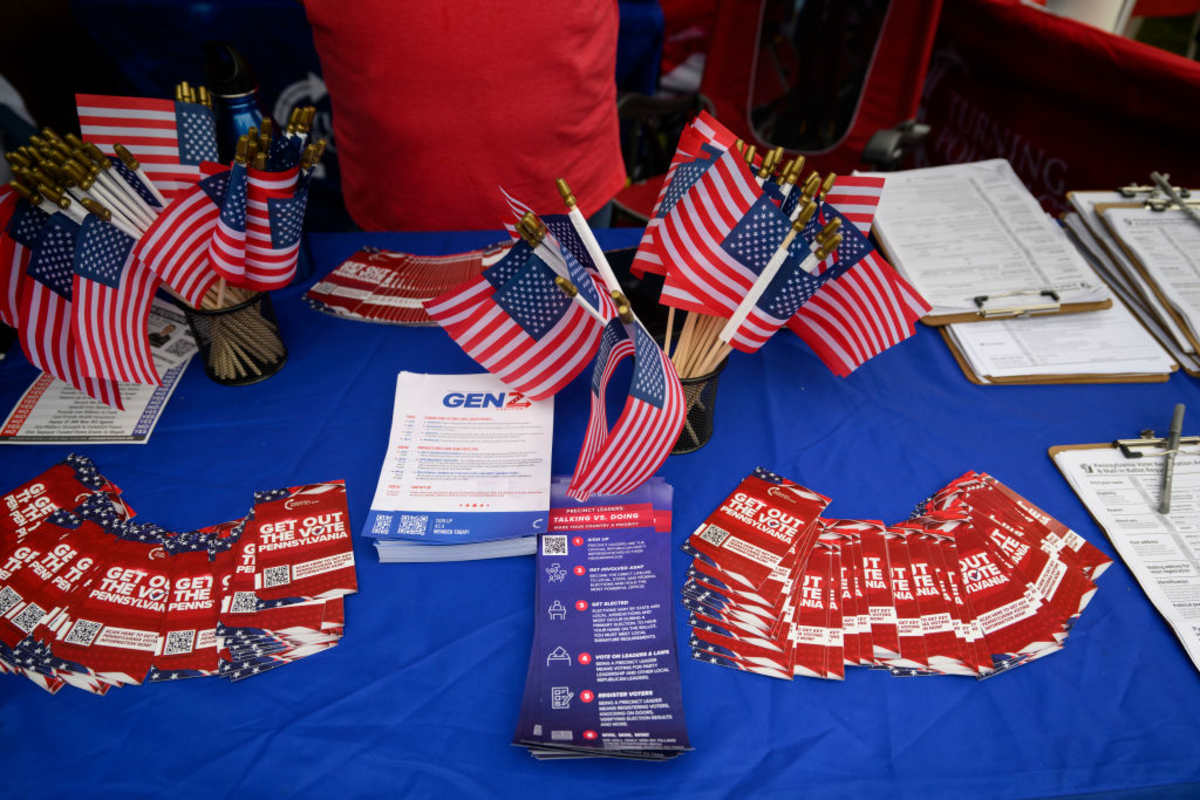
top-left (205, 42), bottom-right (263, 163)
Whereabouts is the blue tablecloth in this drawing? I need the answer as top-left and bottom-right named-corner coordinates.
top-left (2, 229), bottom-right (1199, 799)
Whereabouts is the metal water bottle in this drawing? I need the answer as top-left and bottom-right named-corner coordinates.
top-left (204, 43), bottom-right (263, 163)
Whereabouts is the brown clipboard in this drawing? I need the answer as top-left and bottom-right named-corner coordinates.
top-left (941, 327), bottom-right (1174, 386)
top-left (872, 231), bottom-right (1113, 327)
top-left (1095, 201), bottom-right (1200, 357)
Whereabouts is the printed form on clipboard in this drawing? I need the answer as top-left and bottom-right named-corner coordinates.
top-left (869, 159), bottom-right (1111, 324)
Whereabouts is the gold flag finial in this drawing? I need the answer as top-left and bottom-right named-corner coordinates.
top-left (556, 178), bottom-right (576, 209)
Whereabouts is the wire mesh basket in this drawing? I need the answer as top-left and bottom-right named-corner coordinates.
top-left (176, 292), bottom-right (287, 386)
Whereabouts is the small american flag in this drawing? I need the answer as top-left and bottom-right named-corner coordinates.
top-left (109, 156), bottom-right (163, 209)
top-left (17, 211), bottom-right (122, 408)
top-left (243, 167), bottom-right (304, 291)
top-left (135, 168), bottom-right (229, 308)
top-left (567, 319), bottom-right (685, 500)
top-left (657, 149), bottom-right (764, 314)
top-left (425, 249), bottom-right (604, 401)
top-left (823, 176), bottom-right (886, 236)
top-left (726, 251), bottom-right (823, 354)
top-left (787, 249), bottom-right (928, 376)
top-left (71, 215), bottom-right (161, 386)
top-left (76, 94), bottom-right (218, 200)
top-left (209, 161), bottom-right (248, 283)
top-left (0, 189), bottom-right (26, 328)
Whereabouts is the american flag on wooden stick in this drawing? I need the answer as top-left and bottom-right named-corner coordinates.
top-left (209, 160), bottom-right (248, 284)
top-left (243, 167), bottom-right (304, 291)
top-left (16, 210), bottom-right (122, 408)
top-left (656, 149), bottom-right (764, 314)
top-left (71, 215), bottom-right (161, 386)
top-left (567, 319), bottom-right (685, 500)
top-left (424, 249), bottom-right (606, 401)
top-left (76, 94), bottom-right (219, 200)
top-left (135, 168), bottom-right (228, 308)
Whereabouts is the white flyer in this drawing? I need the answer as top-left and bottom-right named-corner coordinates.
top-left (1052, 444), bottom-right (1200, 673)
top-left (1, 299), bottom-right (197, 444)
top-left (363, 371), bottom-right (553, 544)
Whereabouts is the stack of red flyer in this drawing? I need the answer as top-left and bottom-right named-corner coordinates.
top-left (685, 468), bottom-right (1112, 680)
top-left (304, 244), bottom-right (509, 326)
top-left (0, 456), bottom-right (357, 694)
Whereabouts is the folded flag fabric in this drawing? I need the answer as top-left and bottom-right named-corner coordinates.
top-left (135, 167), bottom-right (229, 308)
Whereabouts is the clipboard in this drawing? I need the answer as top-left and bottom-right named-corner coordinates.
top-left (1095, 202), bottom-right (1200, 358)
top-left (941, 326), bottom-right (1174, 385)
top-left (872, 235), bottom-right (1112, 327)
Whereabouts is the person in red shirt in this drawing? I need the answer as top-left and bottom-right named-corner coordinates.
top-left (303, 0), bottom-right (626, 231)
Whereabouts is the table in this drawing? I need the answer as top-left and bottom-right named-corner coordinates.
top-left (2, 229), bottom-right (1199, 799)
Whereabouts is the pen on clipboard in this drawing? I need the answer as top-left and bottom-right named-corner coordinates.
top-left (1160, 403), bottom-right (1186, 514)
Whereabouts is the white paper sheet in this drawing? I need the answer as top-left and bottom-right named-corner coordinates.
top-left (1053, 444), bottom-right (1200, 673)
top-left (363, 371), bottom-right (553, 546)
top-left (0, 300), bottom-right (197, 444)
top-left (1100, 206), bottom-right (1200, 348)
top-left (870, 160), bottom-right (1108, 316)
top-left (945, 296), bottom-right (1174, 380)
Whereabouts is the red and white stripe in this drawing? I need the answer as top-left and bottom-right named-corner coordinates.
top-left (0, 190), bottom-right (25, 328)
top-left (787, 251), bottom-right (923, 376)
top-left (567, 335), bottom-right (685, 499)
top-left (243, 167), bottom-right (300, 290)
top-left (424, 276), bottom-right (605, 401)
top-left (823, 176), bottom-right (885, 236)
top-left (656, 149), bottom-right (761, 315)
top-left (76, 94), bottom-right (197, 200)
top-left (571, 332), bottom-right (636, 484)
top-left (209, 163), bottom-right (247, 283)
top-left (135, 180), bottom-right (221, 308)
top-left (18, 268), bottom-right (122, 409)
top-left (72, 238), bottom-right (161, 386)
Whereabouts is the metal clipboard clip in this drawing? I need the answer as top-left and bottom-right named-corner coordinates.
top-left (1112, 430), bottom-right (1200, 458)
top-left (972, 289), bottom-right (1061, 319)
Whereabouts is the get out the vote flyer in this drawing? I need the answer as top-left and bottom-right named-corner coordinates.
top-left (364, 372), bottom-right (553, 545)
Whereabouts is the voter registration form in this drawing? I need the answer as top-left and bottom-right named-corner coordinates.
top-left (1053, 443), bottom-right (1200, 673)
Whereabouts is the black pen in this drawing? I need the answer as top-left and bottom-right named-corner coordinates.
top-left (1160, 403), bottom-right (1185, 514)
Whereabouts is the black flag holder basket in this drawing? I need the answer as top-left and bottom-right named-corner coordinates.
top-left (175, 292), bottom-right (287, 386)
top-left (672, 356), bottom-right (728, 455)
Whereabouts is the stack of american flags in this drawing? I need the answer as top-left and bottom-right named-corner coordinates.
top-left (0, 85), bottom-right (321, 406)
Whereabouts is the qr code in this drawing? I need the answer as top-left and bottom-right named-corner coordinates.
top-left (397, 514), bottom-right (428, 536)
top-left (262, 565), bottom-right (291, 588)
top-left (541, 535), bottom-right (568, 556)
top-left (163, 629), bottom-right (196, 656)
top-left (230, 591), bottom-right (259, 614)
top-left (11, 603), bottom-right (45, 634)
top-left (371, 514), bottom-right (393, 535)
top-left (0, 586), bottom-right (21, 616)
top-left (698, 523), bottom-right (731, 547)
top-left (64, 618), bottom-right (102, 646)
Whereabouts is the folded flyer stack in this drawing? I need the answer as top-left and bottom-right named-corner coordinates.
top-left (513, 478), bottom-right (691, 760)
top-left (685, 468), bottom-right (1112, 680)
top-left (0, 455), bottom-right (356, 694)
top-left (305, 244), bottom-right (509, 326)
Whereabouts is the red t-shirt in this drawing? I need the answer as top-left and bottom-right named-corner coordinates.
top-left (304, 0), bottom-right (626, 231)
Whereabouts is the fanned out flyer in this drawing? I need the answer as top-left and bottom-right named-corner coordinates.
top-left (685, 468), bottom-right (1111, 680)
top-left (513, 477), bottom-right (690, 760)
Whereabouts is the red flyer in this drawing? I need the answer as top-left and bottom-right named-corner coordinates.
top-left (251, 482), bottom-right (357, 602)
top-left (790, 549), bottom-right (830, 679)
top-left (1, 455), bottom-right (127, 543)
top-left (858, 524), bottom-right (900, 662)
top-left (687, 472), bottom-right (829, 591)
top-left (903, 528), bottom-right (969, 675)
top-left (52, 535), bottom-right (172, 685)
top-left (821, 544), bottom-right (845, 680)
top-left (884, 529), bottom-right (929, 671)
top-left (150, 546), bottom-right (220, 679)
